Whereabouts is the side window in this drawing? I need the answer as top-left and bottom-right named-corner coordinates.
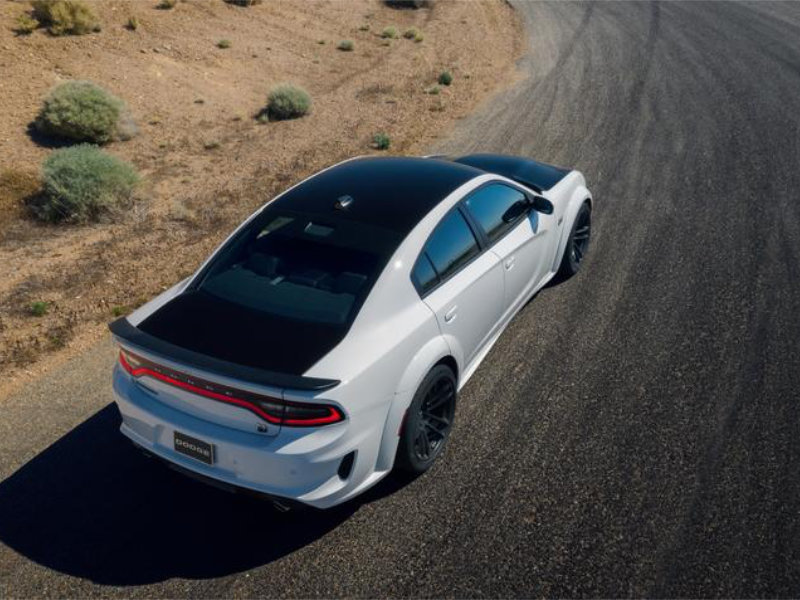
top-left (464, 184), bottom-right (528, 243)
top-left (411, 253), bottom-right (439, 295)
top-left (424, 209), bottom-right (480, 284)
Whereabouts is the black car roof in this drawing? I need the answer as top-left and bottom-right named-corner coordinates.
top-left (453, 153), bottom-right (570, 193)
top-left (269, 156), bottom-right (484, 234)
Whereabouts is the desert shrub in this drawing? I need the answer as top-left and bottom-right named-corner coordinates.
top-left (31, 0), bottom-right (100, 36)
top-left (403, 27), bottom-right (423, 42)
top-left (224, 0), bottom-right (263, 6)
top-left (262, 84), bottom-right (312, 121)
top-left (425, 85), bottom-right (440, 95)
top-left (217, 39), bottom-right (231, 49)
top-left (36, 81), bottom-right (136, 144)
top-left (337, 39), bottom-right (354, 52)
top-left (372, 132), bottom-right (391, 150)
top-left (438, 70), bottom-right (453, 86)
top-left (156, 0), bottom-right (177, 9)
top-left (381, 26), bottom-right (399, 39)
top-left (15, 14), bottom-right (40, 35)
top-left (32, 145), bottom-right (139, 223)
top-left (358, 24), bottom-right (370, 32)
top-left (125, 16), bottom-right (138, 31)
top-left (30, 301), bottom-right (49, 317)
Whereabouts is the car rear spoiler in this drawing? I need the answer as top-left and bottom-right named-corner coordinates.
top-left (109, 317), bottom-right (340, 392)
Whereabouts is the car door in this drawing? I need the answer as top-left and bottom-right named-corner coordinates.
top-left (463, 183), bottom-right (554, 314)
top-left (411, 207), bottom-right (504, 368)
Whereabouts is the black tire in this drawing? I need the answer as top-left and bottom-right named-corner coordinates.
top-left (395, 364), bottom-right (457, 474)
top-left (557, 201), bottom-right (592, 278)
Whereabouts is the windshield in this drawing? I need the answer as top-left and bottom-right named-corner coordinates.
top-left (195, 209), bottom-right (398, 325)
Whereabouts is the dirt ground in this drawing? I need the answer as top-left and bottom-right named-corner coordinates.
top-left (0, 0), bottom-right (522, 397)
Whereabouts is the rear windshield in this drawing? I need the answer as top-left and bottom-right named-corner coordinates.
top-left (194, 209), bottom-right (398, 325)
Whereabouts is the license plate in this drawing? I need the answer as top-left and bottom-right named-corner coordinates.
top-left (174, 431), bottom-right (215, 465)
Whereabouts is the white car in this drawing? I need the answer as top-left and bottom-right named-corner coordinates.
top-left (111, 154), bottom-right (593, 509)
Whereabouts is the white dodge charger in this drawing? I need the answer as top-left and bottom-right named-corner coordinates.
top-left (111, 154), bottom-right (593, 509)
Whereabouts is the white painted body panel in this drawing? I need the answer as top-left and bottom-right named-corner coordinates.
top-left (422, 251), bottom-right (505, 369)
top-left (112, 159), bottom-right (592, 508)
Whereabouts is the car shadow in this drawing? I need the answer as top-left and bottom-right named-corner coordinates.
top-left (543, 269), bottom-right (572, 289)
top-left (0, 403), bottom-right (405, 586)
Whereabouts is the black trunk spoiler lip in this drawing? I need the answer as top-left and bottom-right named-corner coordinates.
top-left (109, 317), bottom-right (340, 392)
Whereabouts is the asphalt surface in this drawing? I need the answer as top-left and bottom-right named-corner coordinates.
top-left (2, 1), bottom-right (800, 597)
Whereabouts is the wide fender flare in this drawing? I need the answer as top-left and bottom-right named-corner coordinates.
top-left (553, 184), bottom-right (593, 272)
top-left (374, 335), bottom-right (453, 472)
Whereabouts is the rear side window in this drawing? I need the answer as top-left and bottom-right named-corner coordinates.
top-left (464, 183), bottom-right (528, 243)
top-left (424, 209), bottom-right (480, 284)
top-left (412, 254), bottom-right (439, 295)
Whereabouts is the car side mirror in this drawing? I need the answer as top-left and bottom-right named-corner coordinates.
top-left (531, 195), bottom-right (554, 215)
top-left (502, 200), bottom-right (530, 223)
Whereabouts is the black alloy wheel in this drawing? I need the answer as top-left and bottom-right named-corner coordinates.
top-left (413, 375), bottom-right (455, 462)
top-left (558, 201), bottom-right (592, 277)
top-left (396, 364), bottom-right (457, 474)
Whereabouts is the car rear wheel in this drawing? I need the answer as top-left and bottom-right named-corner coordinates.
top-left (395, 364), bottom-right (457, 474)
top-left (558, 201), bottom-right (592, 278)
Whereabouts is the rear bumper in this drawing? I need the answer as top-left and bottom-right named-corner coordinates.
top-left (113, 365), bottom-right (388, 509)
top-left (132, 444), bottom-right (307, 511)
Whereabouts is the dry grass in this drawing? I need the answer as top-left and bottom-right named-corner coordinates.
top-left (0, 169), bottom-right (40, 233)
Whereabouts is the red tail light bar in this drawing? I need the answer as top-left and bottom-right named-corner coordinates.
top-left (118, 349), bottom-right (344, 427)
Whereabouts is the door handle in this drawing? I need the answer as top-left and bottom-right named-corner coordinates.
top-left (444, 306), bottom-right (458, 323)
top-left (504, 256), bottom-right (516, 270)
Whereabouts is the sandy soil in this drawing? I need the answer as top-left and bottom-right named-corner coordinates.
top-left (0, 0), bottom-right (522, 395)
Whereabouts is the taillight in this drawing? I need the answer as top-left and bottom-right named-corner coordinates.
top-left (118, 348), bottom-right (344, 427)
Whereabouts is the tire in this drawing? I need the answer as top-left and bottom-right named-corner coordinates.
top-left (557, 201), bottom-right (592, 278)
top-left (395, 364), bottom-right (457, 474)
